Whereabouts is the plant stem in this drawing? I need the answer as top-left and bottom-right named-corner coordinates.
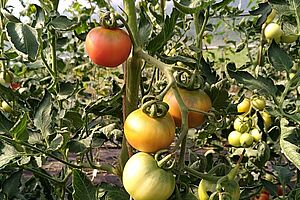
top-left (50, 29), bottom-right (58, 89)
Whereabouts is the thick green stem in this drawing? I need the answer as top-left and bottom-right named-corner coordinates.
top-left (117, 0), bottom-right (143, 177)
top-left (0, 9), bottom-right (5, 71)
top-left (50, 29), bottom-right (58, 85)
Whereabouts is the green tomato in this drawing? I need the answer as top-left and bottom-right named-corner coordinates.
top-left (0, 71), bottom-right (14, 86)
top-left (123, 152), bottom-right (175, 200)
top-left (251, 96), bottom-right (266, 111)
top-left (264, 23), bottom-right (283, 43)
top-left (1, 101), bottom-right (12, 113)
top-left (250, 128), bottom-right (262, 142)
top-left (240, 133), bottom-right (254, 147)
top-left (233, 116), bottom-right (251, 133)
top-left (228, 131), bottom-right (242, 147)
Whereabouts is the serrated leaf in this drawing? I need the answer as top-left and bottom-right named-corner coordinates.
top-left (49, 134), bottom-right (64, 151)
top-left (0, 142), bottom-right (19, 169)
top-left (147, 8), bottom-right (182, 53)
top-left (268, 40), bottom-right (293, 71)
top-left (72, 169), bottom-right (97, 200)
top-left (138, 7), bottom-right (153, 46)
top-left (273, 165), bottom-right (293, 185)
top-left (1, 8), bottom-right (21, 23)
top-left (57, 81), bottom-right (78, 100)
top-left (10, 113), bottom-right (29, 141)
top-left (0, 112), bottom-right (14, 132)
top-left (227, 67), bottom-right (277, 97)
top-left (34, 90), bottom-right (53, 139)
top-left (48, 15), bottom-right (78, 31)
top-left (280, 119), bottom-right (300, 170)
top-left (173, 0), bottom-right (213, 14)
top-left (2, 170), bottom-right (22, 198)
top-left (5, 22), bottom-right (39, 61)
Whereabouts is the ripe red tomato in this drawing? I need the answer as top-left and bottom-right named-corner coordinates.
top-left (85, 27), bottom-right (132, 67)
top-left (163, 88), bottom-right (212, 128)
top-left (254, 192), bottom-right (269, 200)
top-left (124, 108), bottom-right (175, 153)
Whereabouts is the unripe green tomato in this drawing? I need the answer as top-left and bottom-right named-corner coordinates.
top-left (123, 152), bottom-right (175, 200)
top-left (0, 71), bottom-right (14, 86)
top-left (251, 96), bottom-right (266, 111)
top-left (264, 23), bottom-right (283, 43)
top-left (250, 128), bottom-right (262, 142)
top-left (1, 101), bottom-right (12, 113)
top-left (237, 98), bottom-right (251, 113)
top-left (233, 116), bottom-right (251, 133)
top-left (228, 131), bottom-right (242, 147)
top-left (261, 111), bottom-right (272, 129)
top-left (240, 133), bottom-right (254, 147)
top-left (265, 9), bottom-right (277, 24)
top-left (281, 34), bottom-right (298, 43)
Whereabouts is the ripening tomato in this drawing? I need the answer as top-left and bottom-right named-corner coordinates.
top-left (261, 111), bottom-right (272, 129)
top-left (250, 128), bottom-right (262, 142)
top-left (163, 88), bottom-right (212, 128)
top-left (123, 152), bottom-right (175, 200)
top-left (124, 108), bottom-right (175, 153)
top-left (85, 27), bottom-right (132, 67)
top-left (254, 192), bottom-right (269, 200)
top-left (240, 132), bottom-right (254, 147)
top-left (237, 98), bottom-right (251, 113)
top-left (233, 116), bottom-right (251, 133)
top-left (251, 96), bottom-right (266, 111)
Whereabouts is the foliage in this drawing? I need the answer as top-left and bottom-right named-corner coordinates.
top-left (0, 0), bottom-right (299, 199)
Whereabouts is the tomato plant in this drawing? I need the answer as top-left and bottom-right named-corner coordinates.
top-left (264, 23), bottom-right (283, 43)
top-left (122, 152), bottom-right (175, 200)
top-left (85, 27), bottom-right (132, 67)
top-left (163, 87), bottom-right (212, 128)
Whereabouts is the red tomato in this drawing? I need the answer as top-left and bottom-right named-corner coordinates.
top-left (85, 27), bottom-right (132, 67)
top-left (163, 88), bottom-right (212, 128)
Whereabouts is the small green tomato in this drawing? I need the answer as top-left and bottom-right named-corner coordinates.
top-left (264, 23), bottom-right (283, 43)
top-left (233, 116), bottom-right (251, 133)
top-left (240, 133), bottom-right (254, 147)
top-left (250, 128), bottom-right (262, 142)
top-left (228, 131), bottom-right (242, 147)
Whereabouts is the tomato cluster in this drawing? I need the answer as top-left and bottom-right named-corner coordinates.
top-left (122, 101), bottom-right (176, 200)
top-left (228, 95), bottom-right (271, 148)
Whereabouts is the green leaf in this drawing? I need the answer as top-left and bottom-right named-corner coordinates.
top-left (249, 2), bottom-right (272, 27)
top-left (63, 111), bottom-right (84, 130)
top-left (227, 66), bottom-right (277, 97)
top-left (2, 170), bottom-right (22, 198)
top-left (97, 183), bottom-right (129, 200)
top-left (34, 90), bottom-right (53, 139)
top-left (212, 0), bottom-right (234, 10)
top-left (57, 81), bottom-right (78, 100)
top-left (48, 15), bottom-right (78, 31)
top-left (138, 7), bottom-right (153, 46)
top-left (147, 8), bottom-right (182, 53)
top-left (250, 142), bottom-right (270, 168)
top-left (268, 40), bottom-right (293, 71)
top-left (29, 4), bottom-right (45, 28)
top-left (10, 113), bottom-right (29, 141)
top-left (49, 134), bottom-right (64, 151)
top-left (280, 118), bottom-right (300, 170)
top-left (72, 169), bottom-right (97, 200)
top-left (273, 165), bottom-right (293, 185)
top-left (0, 112), bottom-right (14, 132)
top-left (1, 8), bottom-right (21, 23)
top-left (0, 83), bottom-right (18, 101)
top-left (5, 22), bottom-right (40, 61)
top-left (0, 142), bottom-right (19, 169)
top-left (173, 0), bottom-right (213, 14)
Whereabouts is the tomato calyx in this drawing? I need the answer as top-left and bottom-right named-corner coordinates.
top-left (100, 12), bottom-right (118, 29)
top-left (141, 96), bottom-right (170, 118)
top-left (174, 68), bottom-right (204, 90)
